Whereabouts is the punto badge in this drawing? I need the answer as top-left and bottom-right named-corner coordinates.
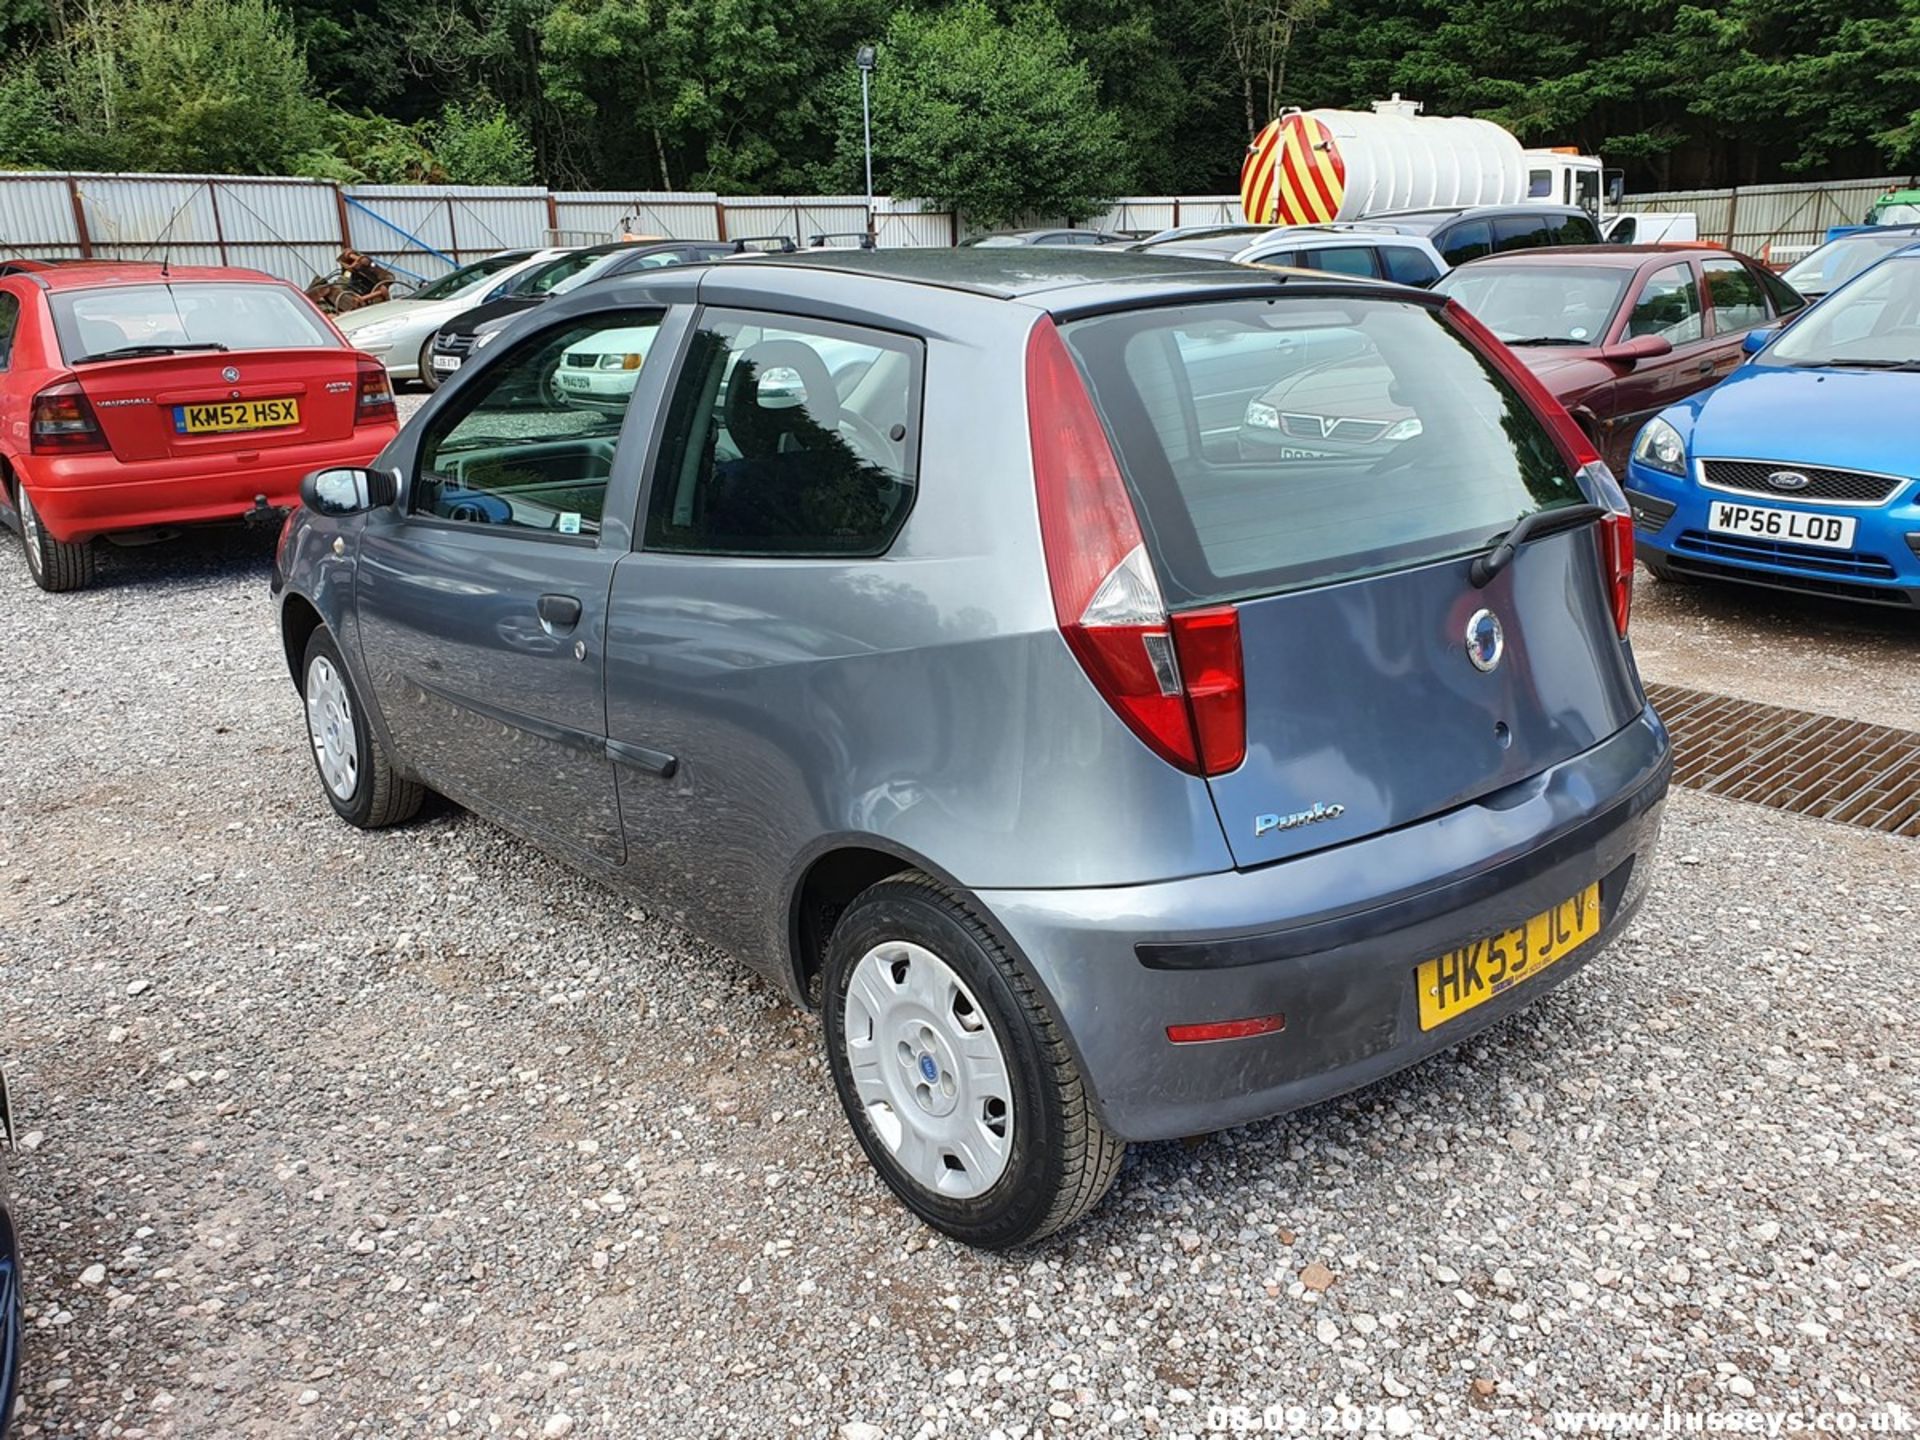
top-left (1465, 608), bottom-right (1504, 673)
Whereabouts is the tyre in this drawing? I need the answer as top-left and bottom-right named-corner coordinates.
top-left (419, 336), bottom-right (443, 391)
top-left (1641, 551), bottom-right (1687, 583)
top-left (300, 627), bottom-right (424, 829)
top-left (14, 481), bottom-right (97, 592)
top-left (823, 873), bottom-right (1126, 1248)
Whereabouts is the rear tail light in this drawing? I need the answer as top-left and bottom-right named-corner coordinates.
top-left (355, 359), bottom-right (397, 426)
top-left (1026, 318), bottom-right (1245, 777)
top-left (30, 380), bottom-right (108, 454)
top-left (1445, 300), bottom-right (1634, 635)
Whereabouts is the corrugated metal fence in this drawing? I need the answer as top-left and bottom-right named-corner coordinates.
top-left (1617, 174), bottom-right (1919, 259)
top-left (0, 171), bottom-right (1255, 287)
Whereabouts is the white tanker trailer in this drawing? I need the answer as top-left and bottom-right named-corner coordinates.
top-left (1241, 95), bottom-right (1618, 227)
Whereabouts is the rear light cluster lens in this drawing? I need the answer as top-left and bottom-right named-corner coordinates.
top-left (30, 380), bottom-right (108, 454)
top-left (355, 360), bottom-right (397, 426)
top-left (1026, 319), bottom-right (1246, 777)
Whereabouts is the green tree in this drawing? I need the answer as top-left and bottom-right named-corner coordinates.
top-left (850, 1), bottom-right (1127, 227)
top-left (430, 98), bottom-right (536, 183)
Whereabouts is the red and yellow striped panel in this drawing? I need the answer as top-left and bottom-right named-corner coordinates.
top-left (1240, 115), bottom-right (1348, 225)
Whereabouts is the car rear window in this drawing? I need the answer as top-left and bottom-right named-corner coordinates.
top-left (1060, 297), bottom-right (1583, 606)
top-left (51, 282), bottom-right (338, 363)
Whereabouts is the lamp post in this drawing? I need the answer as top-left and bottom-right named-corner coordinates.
top-left (857, 44), bottom-right (876, 248)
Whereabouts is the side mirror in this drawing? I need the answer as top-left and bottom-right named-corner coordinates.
top-left (1600, 334), bottom-right (1674, 365)
top-left (1742, 325), bottom-right (1779, 355)
top-left (1607, 172), bottom-right (1625, 205)
top-left (301, 466), bottom-right (397, 516)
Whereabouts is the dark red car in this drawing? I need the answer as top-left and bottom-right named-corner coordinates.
top-left (0, 261), bottom-right (398, 591)
top-left (1433, 245), bottom-right (1807, 472)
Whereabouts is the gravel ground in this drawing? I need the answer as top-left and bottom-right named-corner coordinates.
top-left (2, 515), bottom-right (1918, 1440)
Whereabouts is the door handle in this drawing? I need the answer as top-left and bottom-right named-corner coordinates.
top-left (537, 593), bottom-right (583, 631)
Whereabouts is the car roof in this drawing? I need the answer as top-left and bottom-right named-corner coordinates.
top-left (1362, 205), bottom-right (1590, 233)
top-left (26, 262), bottom-right (289, 291)
top-left (721, 247), bottom-right (1413, 310)
top-left (1460, 244), bottom-right (1731, 269)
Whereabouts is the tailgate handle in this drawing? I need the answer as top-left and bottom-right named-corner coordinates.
top-left (537, 593), bottom-right (582, 631)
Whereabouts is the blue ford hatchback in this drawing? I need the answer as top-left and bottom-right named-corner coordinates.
top-left (274, 251), bottom-right (1670, 1245)
top-left (1629, 246), bottom-right (1920, 606)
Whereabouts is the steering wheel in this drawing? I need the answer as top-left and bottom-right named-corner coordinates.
top-left (836, 410), bottom-right (898, 471)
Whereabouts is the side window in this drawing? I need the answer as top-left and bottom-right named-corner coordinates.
top-left (1492, 215), bottom-right (1551, 252)
top-left (413, 310), bottom-right (664, 537)
top-left (1609, 217), bottom-right (1637, 245)
top-left (1527, 169), bottom-right (1554, 199)
top-left (644, 310), bottom-right (921, 557)
top-left (1380, 245), bottom-right (1441, 287)
top-left (0, 291), bottom-right (19, 369)
top-left (1248, 249), bottom-right (1299, 270)
top-left (1553, 212), bottom-right (1602, 245)
top-left (1702, 259), bottom-right (1768, 334)
top-left (1626, 264), bottom-right (1705, 344)
top-left (1439, 220), bottom-right (1493, 267)
top-left (1303, 246), bottom-right (1380, 278)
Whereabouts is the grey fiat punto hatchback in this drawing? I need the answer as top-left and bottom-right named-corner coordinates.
top-left (273, 249), bottom-right (1670, 1248)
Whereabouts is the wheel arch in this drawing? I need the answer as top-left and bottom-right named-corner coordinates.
top-left (281, 592), bottom-right (326, 690)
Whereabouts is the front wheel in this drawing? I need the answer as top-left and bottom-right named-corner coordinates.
top-left (419, 336), bottom-right (444, 391)
top-left (301, 627), bottom-right (424, 828)
top-left (1641, 551), bottom-right (1688, 583)
top-left (823, 873), bottom-right (1125, 1248)
top-left (14, 482), bottom-right (97, 592)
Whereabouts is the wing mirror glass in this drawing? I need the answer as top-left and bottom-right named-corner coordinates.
top-left (1601, 334), bottom-right (1674, 365)
top-left (301, 466), bottom-right (397, 516)
top-left (1742, 325), bottom-right (1779, 355)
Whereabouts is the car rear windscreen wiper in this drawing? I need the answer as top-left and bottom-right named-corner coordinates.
top-left (1504, 337), bottom-right (1585, 347)
top-left (73, 342), bottom-right (231, 363)
top-left (1470, 502), bottom-right (1606, 588)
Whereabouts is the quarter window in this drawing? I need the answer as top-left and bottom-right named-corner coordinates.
top-left (644, 310), bottom-right (921, 557)
top-left (1626, 264), bottom-right (1704, 344)
top-left (413, 310), bottom-right (665, 537)
top-left (1380, 246), bottom-right (1441, 287)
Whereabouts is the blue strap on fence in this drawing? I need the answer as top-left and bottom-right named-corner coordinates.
top-left (343, 196), bottom-right (453, 279)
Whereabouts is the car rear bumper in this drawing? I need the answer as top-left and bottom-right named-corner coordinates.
top-left (19, 428), bottom-right (397, 543)
top-left (1628, 466), bottom-right (1920, 607)
top-left (977, 705), bottom-right (1671, 1142)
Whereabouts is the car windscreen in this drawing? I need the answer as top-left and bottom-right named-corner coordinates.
top-left (1782, 234), bottom-right (1919, 294)
top-left (1061, 297), bottom-right (1583, 606)
top-left (51, 282), bottom-right (339, 363)
top-left (412, 253), bottom-right (527, 301)
top-left (1762, 256), bottom-right (1920, 369)
top-left (508, 248), bottom-right (623, 297)
top-left (1433, 264), bottom-right (1630, 345)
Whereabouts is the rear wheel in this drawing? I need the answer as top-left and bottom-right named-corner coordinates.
top-left (301, 627), bottom-right (423, 828)
top-left (823, 873), bottom-right (1125, 1248)
top-left (14, 482), bottom-right (97, 592)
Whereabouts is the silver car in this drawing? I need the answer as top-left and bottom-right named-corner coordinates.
top-left (273, 250), bottom-right (1669, 1247)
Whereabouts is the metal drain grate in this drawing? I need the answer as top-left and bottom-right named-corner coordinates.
top-left (1647, 682), bottom-right (1920, 836)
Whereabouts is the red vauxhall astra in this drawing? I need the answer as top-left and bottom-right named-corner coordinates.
top-left (0, 261), bottom-right (398, 591)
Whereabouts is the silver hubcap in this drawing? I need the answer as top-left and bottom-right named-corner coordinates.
top-left (17, 486), bottom-right (42, 572)
top-left (305, 655), bottom-right (360, 801)
top-left (843, 942), bottom-right (1013, 1199)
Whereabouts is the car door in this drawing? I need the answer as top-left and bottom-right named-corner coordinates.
top-left (1700, 257), bottom-right (1771, 378)
top-left (604, 306), bottom-right (926, 957)
top-left (352, 304), bottom-right (688, 868)
top-left (1596, 260), bottom-right (1713, 469)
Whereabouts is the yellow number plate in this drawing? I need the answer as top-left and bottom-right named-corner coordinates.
top-left (1416, 882), bottom-right (1602, 1031)
top-left (172, 398), bottom-right (300, 435)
